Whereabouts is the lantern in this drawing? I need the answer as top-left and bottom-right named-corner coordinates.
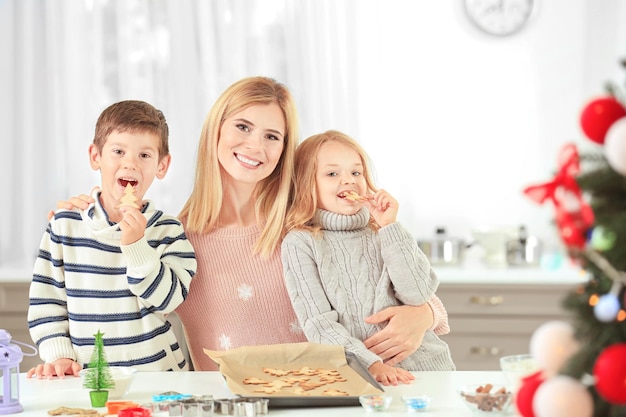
top-left (0, 330), bottom-right (37, 415)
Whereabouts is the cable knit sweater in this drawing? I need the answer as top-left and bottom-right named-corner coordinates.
top-left (28, 191), bottom-right (196, 371)
top-left (281, 208), bottom-right (456, 371)
top-left (175, 225), bottom-right (307, 371)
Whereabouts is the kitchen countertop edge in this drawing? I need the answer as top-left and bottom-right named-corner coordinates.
top-left (1, 265), bottom-right (588, 285)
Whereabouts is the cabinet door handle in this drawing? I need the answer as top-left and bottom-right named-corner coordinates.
top-left (469, 295), bottom-right (504, 305)
top-left (470, 346), bottom-right (503, 356)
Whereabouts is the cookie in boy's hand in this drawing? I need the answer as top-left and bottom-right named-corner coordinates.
top-left (117, 183), bottom-right (140, 209)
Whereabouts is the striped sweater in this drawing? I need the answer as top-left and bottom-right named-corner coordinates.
top-left (281, 208), bottom-right (456, 371)
top-left (28, 192), bottom-right (196, 371)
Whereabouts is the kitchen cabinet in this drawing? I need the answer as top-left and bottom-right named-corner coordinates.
top-left (437, 281), bottom-right (577, 371)
top-left (0, 282), bottom-right (39, 371)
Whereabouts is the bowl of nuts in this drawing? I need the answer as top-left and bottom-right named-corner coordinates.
top-left (458, 383), bottom-right (513, 415)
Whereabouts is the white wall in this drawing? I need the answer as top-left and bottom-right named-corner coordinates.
top-left (1, 0), bottom-right (625, 275)
top-left (345, 0), bottom-right (626, 254)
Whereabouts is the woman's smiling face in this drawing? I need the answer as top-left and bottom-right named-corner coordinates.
top-left (217, 102), bottom-right (286, 186)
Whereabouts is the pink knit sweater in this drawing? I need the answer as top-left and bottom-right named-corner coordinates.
top-left (175, 225), bottom-right (306, 371)
top-left (175, 224), bottom-right (448, 371)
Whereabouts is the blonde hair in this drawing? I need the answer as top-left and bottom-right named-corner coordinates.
top-left (179, 76), bottom-right (299, 257)
top-left (285, 130), bottom-right (378, 235)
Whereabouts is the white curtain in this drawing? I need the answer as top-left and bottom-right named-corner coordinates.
top-left (0, 0), bottom-right (359, 273)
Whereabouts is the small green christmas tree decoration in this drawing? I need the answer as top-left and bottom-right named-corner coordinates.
top-left (83, 329), bottom-right (115, 407)
top-left (117, 183), bottom-right (140, 209)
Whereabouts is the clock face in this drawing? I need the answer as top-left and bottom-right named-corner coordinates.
top-left (464, 0), bottom-right (535, 37)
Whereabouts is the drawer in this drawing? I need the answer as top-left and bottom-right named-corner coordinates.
top-left (0, 283), bottom-right (40, 371)
top-left (448, 316), bottom-right (560, 336)
top-left (2, 313), bottom-right (40, 372)
top-left (442, 332), bottom-right (533, 371)
top-left (0, 282), bottom-right (30, 312)
top-left (438, 283), bottom-right (574, 316)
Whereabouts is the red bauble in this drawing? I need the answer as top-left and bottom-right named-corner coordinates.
top-left (593, 343), bottom-right (626, 405)
top-left (516, 371), bottom-right (546, 417)
top-left (580, 97), bottom-right (626, 144)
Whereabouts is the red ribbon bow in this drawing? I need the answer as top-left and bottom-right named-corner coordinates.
top-left (523, 143), bottom-right (595, 249)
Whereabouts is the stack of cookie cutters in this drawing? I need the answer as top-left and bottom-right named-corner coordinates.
top-left (142, 392), bottom-right (269, 416)
top-left (141, 392), bottom-right (212, 417)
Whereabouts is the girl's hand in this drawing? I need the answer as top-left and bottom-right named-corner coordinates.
top-left (363, 304), bottom-right (434, 367)
top-left (366, 189), bottom-right (398, 227)
top-left (26, 358), bottom-right (81, 379)
top-left (368, 361), bottom-right (415, 386)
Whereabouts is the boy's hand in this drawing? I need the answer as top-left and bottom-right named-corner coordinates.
top-left (119, 206), bottom-right (147, 245)
top-left (26, 358), bottom-right (81, 379)
top-left (368, 361), bottom-right (415, 386)
top-left (366, 189), bottom-right (398, 227)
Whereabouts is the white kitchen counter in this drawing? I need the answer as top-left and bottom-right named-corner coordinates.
top-left (14, 370), bottom-right (519, 416)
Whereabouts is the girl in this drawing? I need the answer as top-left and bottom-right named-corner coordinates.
top-left (282, 130), bottom-right (455, 386)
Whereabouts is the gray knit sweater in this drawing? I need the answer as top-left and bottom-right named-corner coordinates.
top-left (281, 208), bottom-right (455, 371)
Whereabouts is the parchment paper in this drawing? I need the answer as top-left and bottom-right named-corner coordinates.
top-left (204, 342), bottom-right (383, 401)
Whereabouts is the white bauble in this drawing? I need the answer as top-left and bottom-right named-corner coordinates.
top-left (533, 375), bottom-right (593, 417)
top-left (529, 321), bottom-right (579, 376)
top-left (604, 117), bottom-right (626, 175)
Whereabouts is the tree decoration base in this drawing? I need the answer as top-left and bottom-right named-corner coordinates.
top-left (89, 390), bottom-right (109, 407)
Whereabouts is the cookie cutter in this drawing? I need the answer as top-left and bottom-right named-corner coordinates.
top-left (152, 391), bottom-right (194, 402)
top-left (214, 398), bottom-right (269, 416)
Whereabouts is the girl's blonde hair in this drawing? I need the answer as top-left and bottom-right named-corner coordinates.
top-left (180, 76), bottom-right (299, 257)
top-left (285, 130), bottom-right (378, 235)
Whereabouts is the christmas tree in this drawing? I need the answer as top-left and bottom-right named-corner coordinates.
top-left (83, 329), bottom-right (115, 393)
top-left (520, 61), bottom-right (626, 417)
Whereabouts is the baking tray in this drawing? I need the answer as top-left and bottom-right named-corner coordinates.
top-left (237, 351), bottom-right (384, 408)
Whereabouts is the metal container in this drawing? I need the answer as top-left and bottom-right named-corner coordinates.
top-left (418, 227), bottom-right (471, 266)
top-left (506, 226), bottom-right (542, 267)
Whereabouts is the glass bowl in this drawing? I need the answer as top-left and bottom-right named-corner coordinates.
top-left (499, 354), bottom-right (539, 389)
top-left (458, 384), bottom-right (513, 415)
top-left (401, 395), bottom-right (431, 412)
top-left (359, 394), bottom-right (392, 412)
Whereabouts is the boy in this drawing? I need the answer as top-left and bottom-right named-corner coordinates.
top-left (27, 100), bottom-right (196, 378)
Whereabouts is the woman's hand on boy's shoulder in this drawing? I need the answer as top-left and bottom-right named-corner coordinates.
top-left (47, 189), bottom-right (98, 220)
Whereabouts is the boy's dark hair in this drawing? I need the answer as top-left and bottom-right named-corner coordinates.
top-left (93, 100), bottom-right (169, 158)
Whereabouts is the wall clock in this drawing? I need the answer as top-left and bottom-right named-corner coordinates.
top-left (464, 0), bottom-right (535, 37)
